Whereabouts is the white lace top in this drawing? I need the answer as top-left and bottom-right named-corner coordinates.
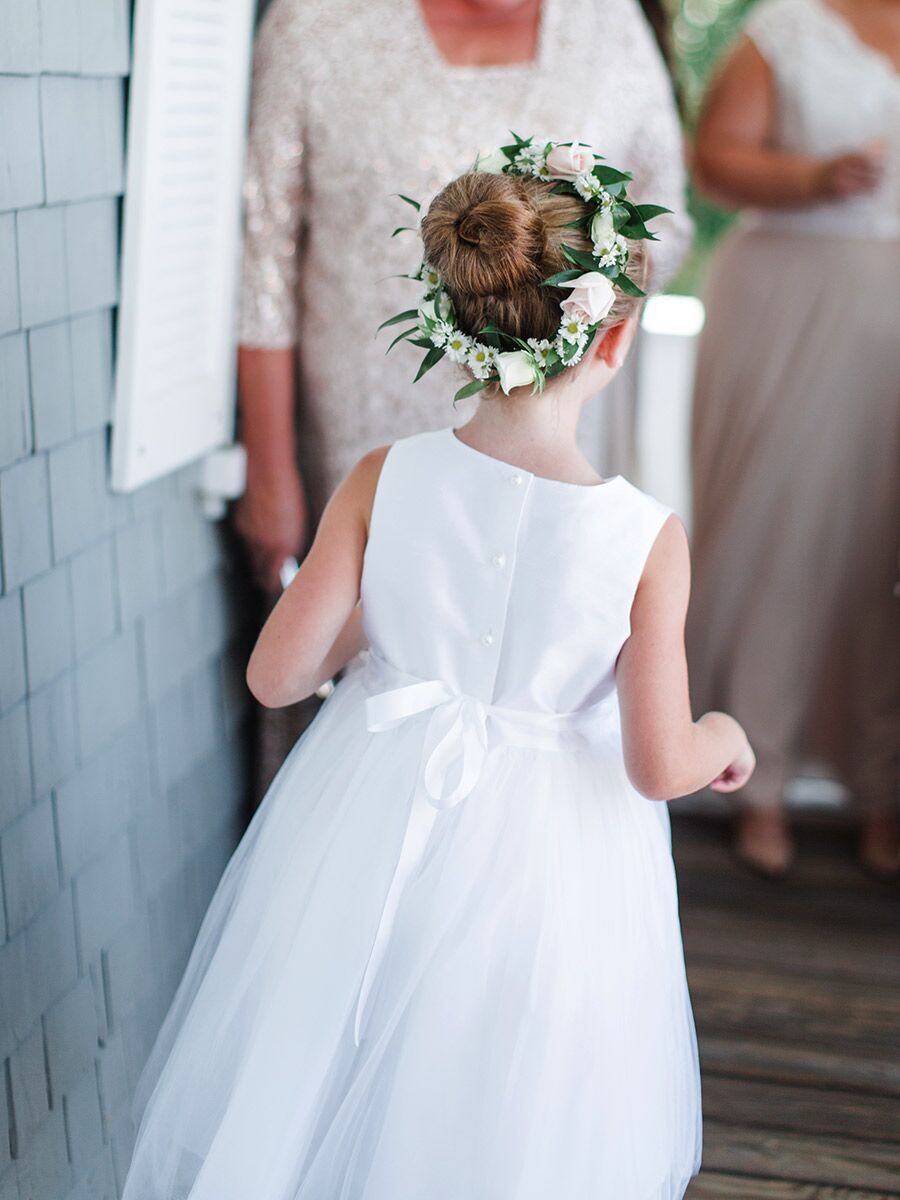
top-left (238, 0), bottom-right (691, 507)
top-left (744, 0), bottom-right (900, 238)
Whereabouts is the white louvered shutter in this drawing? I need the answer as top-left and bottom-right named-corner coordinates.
top-left (112, 0), bottom-right (256, 491)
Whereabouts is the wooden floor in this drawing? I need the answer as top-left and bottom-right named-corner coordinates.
top-left (672, 815), bottom-right (900, 1200)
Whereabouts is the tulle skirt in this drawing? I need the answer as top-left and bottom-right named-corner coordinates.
top-left (122, 664), bottom-right (702, 1200)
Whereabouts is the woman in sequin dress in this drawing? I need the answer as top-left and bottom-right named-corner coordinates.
top-left (236, 0), bottom-right (692, 787)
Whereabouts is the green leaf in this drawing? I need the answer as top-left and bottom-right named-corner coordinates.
top-left (614, 273), bottom-right (645, 298)
top-left (385, 326), bottom-right (418, 353)
top-left (409, 336), bottom-right (434, 349)
top-left (550, 182), bottom-right (577, 197)
top-left (591, 165), bottom-right (633, 185)
top-left (561, 244), bottom-right (601, 273)
top-left (632, 203), bottom-right (671, 222)
top-left (393, 193), bottom-right (421, 212)
top-left (377, 308), bottom-right (419, 332)
top-left (413, 346), bottom-right (445, 382)
top-left (476, 323), bottom-right (509, 349)
top-left (453, 378), bottom-right (490, 403)
top-left (541, 269), bottom-right (584, 288)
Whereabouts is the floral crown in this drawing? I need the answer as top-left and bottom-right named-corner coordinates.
top-left (379, 134), bottom-right (669, 402)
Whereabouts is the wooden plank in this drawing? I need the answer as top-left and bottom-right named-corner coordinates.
top-left (701, 1121), bottom-right (900, 1193)
top-left (688, 963), bottom-right (900, 1050)
top-left (687, 1171), bottom-right (899, 1199)
top-left (701, 1076), bottom-right (900, 1143)
top-left (678, 869), bottom-right (900, 932)
top-left (699, 1033), bottom-right (900, 1096)
top-left (681, 907), bottom-right (900, 989)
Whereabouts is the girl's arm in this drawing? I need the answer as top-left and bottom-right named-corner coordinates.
top-left (246, 448), bottom-right (388, 708)
top-left (693, 38), bottom-right (882, 210)
top-left (616, 516), bottom-right (755, 801)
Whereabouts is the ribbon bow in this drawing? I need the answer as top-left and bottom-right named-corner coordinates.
top-left (353, 663), bottom-right (619, 1046)
top-left (367, 680), bottom-right (490, 809)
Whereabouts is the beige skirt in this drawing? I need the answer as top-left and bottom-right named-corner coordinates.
top-left (686, 226), bottom-right (900, 812)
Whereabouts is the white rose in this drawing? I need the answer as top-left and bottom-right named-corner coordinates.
top-left (474, 147), bottom-right (510, 174)
top-left (546, 143), bottom-right (594, 181)
top-left (418, 298), bottom-right (438, 326)
top-left (590, 209), bottom-right (616, 254)
top-left (418, 293), bottom-right (451, 327)
top-left (559, 272), bottom-right (616, 324)
top-left (495, 350), bottom-right (537, 395)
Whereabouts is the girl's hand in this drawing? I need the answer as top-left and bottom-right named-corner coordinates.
top-left (710, 737), bottom-right (756, 793)
top-left (817, 145), bottom-right (885, 200)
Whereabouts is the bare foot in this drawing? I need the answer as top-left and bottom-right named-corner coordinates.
top-left (859, 814), bottom-right (900, 878)
top-left (734, 808), bottom-right (795, 877)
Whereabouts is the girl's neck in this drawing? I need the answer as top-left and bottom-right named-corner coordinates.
top-left (456, 392), bottom-right (605, 486)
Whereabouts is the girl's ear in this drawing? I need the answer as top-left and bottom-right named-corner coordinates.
top-left (594, 317), bottom-right (637, 368)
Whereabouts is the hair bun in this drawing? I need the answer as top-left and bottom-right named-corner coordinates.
top-left (456, 200), bottom-right (518, 250)
top-left (422, 173), bottom-right (544, 298)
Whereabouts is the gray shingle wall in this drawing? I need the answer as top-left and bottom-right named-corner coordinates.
top-left (0, 3), bottom-right (253, 1195)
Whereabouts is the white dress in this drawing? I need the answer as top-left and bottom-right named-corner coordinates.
top-left (123, 429), bottom-right (702, 1200)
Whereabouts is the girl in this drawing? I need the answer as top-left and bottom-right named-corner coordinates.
top-left (123, 140), bottom-right (753, 1200)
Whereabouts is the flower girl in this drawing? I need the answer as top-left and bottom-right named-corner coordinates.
top-left (123, 137), bottom-right (754, 1200)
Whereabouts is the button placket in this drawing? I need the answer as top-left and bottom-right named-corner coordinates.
top-left (473, 468), bottom-right (533, 698)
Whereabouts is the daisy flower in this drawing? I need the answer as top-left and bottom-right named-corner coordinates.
top-left (558, 313), bottom-right (589, 345)
top-left (468, 342), bottom-right (498, 380)
top-left (444, 330), bottom-right (473, 363)
top-left (555, 333), bottom-right (586, 366)
top-left (419, 262), bottom-right (441, 292)
top-left (526, 338), bottom-right (555, 368)
top-left (429, 319), bottom-right (455, 348)
top-left (573, 171), bottom-right (603, 201)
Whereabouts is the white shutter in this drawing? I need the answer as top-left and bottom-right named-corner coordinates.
top-left (112, 0), bottom-right (256, 491)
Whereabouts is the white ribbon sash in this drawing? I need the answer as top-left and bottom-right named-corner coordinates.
top-left (353, 657), bottom-right (618, 1046)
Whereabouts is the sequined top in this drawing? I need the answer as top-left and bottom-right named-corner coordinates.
top-left (239, 0), bottom-right (691, 510)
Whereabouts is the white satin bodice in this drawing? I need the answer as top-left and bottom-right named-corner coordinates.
top-left (361, 428), bottom-right (671, 719)
top-left (744, 0), bottom-right (900, 239)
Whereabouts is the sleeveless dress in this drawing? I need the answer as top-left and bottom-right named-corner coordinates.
top-left (122, 428), bottom-right (702, 1200)
top-left (687, 0), bottom-right (900, 813)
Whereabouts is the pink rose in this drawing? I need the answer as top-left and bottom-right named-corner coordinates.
top-left (546, 143), bottom-right (594, 181)
top-left (559, 273), bottom-right (616, 324)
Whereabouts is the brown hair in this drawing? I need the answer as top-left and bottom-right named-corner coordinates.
top-left (420, 171), bottom-right (647, 347)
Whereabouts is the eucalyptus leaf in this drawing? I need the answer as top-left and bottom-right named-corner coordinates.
top-left (377, 308), bottom-right (419, 332)
top-left (393, 193), bottom-right (421, 212)
top-left (413, 346), bottom-right (445, 382)
top-left (385, 326), bottom-right (418, 353)
top-left (454, 378), bottom-right (491, 403)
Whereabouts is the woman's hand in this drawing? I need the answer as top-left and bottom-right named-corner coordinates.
top-left (709, 734), bottom-right (756, 793)
top-left (817, 144), bottom-right (885, 199)
top-left (234, 459), bottom-right (308, 594)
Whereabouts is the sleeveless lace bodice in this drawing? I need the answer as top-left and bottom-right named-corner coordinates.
top-left (361, 429), bottom-right (671, 718)
top-left (744, 0), bottom-right (900, 238)
top-left (238, 0), bottom-right (691, 506)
